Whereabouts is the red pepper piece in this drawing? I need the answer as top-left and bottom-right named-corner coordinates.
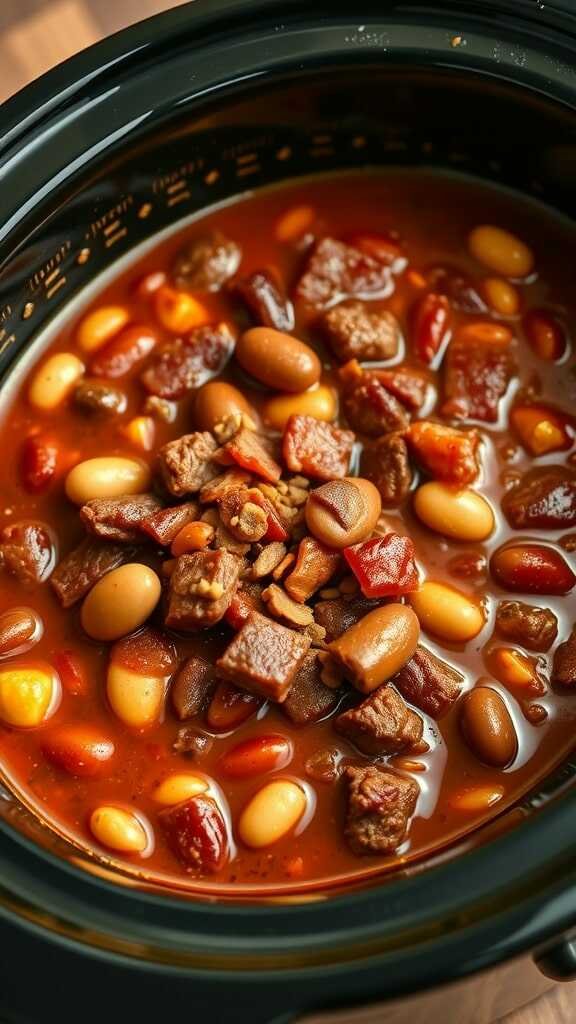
top-left (19, 435), bottom-right (58, 493)
top-left (412, 292), bottom-right (451, 364)
top-left (159, 795), bottom-right (228, 873)
top-left (53, 649), bottom-right (89, 697)
top-left (344, 534), bottom-right (419, 598)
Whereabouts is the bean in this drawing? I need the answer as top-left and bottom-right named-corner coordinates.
top-left (0, 664), bottom-right (59, 728)
top-left (409, 581), bottom-right (485, 642)
top-left (42, 725), bottom-right (115, 777)
top-left (491, 647), bottom-right (536, 688)
top-left (468, 225), bottom-right (534, 278)
top-left (152, 774), bottom-right (208, 806)
top-left (510, 405), bottom-right (569, 456)
top-left (65, 456), bottom-right (151, 504)
top-left (524, 309), bottom-right (567, 361)
top-left (451, 785), bottom-right (505, 812)
top-left (81, 563), bottom-right (161, 641)
top-left (107, 663), bottom-right (166, 729)
top-left (483, 278), bottom-right (520, 316)
top-left (413, 482), bottom-right (494, 541)
top-left (236, 327), bottom-right (321, 392)
top-left (238, 779), bottom-right (307, 848)
top-left (77, 305), bottom-right (130, 353)
top-left (220, 734), bottom-right (293, 778)
top-left (89, 806), bottom-right (148, 853)
top-left (262, 384), bottom-right (337, 430)
top-left (28, 353), bottom-right (84, 411)
top-left (154, 285), bottom-right (210, 333)
top-left (457, 322), bottom-right (513, 345)
top-left (89, 324), bottom-right (158, 378)
top-left (305, 477), bottom-right (381, 549)
top-left (329, 603), bottom-right (420, 693)
top-left (194, 381), bottom-right (257, 433)
top-left (461, 686), bottom-right (518, 767)
top-left (122, 416), bottom-right (156, 452)
top-left (275, 205), bottom-right (315, 242)
top-left (490, 543), bottom-right (575, 595)
top-left (0, 607), bottom-right (43, 658)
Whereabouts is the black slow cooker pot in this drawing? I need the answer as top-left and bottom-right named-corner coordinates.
top-left (2, 2), bottom-right (576, 1021)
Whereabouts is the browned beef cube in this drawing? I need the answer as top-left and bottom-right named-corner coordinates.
top-left (141, 324), bottom-right (235, 399)
top-left (216, 610), bottom-right (311, 702)
top-left (281, 651), bottom-right (342, 725)
top-left (296, 238), bottom-right (392, 309)
top-left (360, 433), bottom-right (412, 507)
top-left (285, 536), bottom-right (342, 604)
top-left (141, 501), bottom-right (200, 546)
top-left (344, 765), bottom-right (419, 855)
top-left (442, 339), bottom-right (516, 422)
top-left (373, 367), bottom-right (429, 411)
top-left (335, 684), bottom-right (423, 755)
top-left (158, 432), bottom-right (218, 497)
top-left (495, 600), bottom-right (558, 652)
top-left (1, 522), bottom-right (55, 584)
top-left (173, 232), bottom-right (241, 291)
top-left (314, 596), bottom-right (380, 643)
top-left (171, 656), bottom-right (216, 720)
top-left (344, 375), bottom-right (410, 437)
top-left (234, 268), bottom-right (294, 332)
top-left (552, 625), bottom-right (576, 689)
top-left (73, 380), bottom-right (127, 416)
top-left (322, 301), bottom-right (400, 362)
top-left (173, 727), bottom-right (214, 758)
top-left (221, 427), bottom-right (281, 483)
top-left (165, 549), bottom-right (242, 631)
top-left (51, 538), bottom-right (134, 607)
top-left (283, 415), bottom-right (354, 481)
top-left (393, 645), bottom-right (463, 719)
top-left (80, 493), bottom-right (162, 543)
top-left (502, 468), bottom-right (576, 530)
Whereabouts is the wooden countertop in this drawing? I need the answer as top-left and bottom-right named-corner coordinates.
top-left (0, 2), bottom-right (574, 1021)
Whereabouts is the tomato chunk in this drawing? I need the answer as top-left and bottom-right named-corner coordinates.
top-left (412, 293), bottom-right (451, 365)
top-left (344, 534), bottom-right (419, 598)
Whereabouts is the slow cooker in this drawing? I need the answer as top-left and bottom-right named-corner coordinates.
top-left (1, 2), bottom-right (576, 1021)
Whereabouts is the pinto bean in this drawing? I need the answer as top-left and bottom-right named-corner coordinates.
top-left (328, 603), bottom-right (420, 693)
top-left (194, 381), bottom-right (257, 432)
top-left (235, 327), bottom-right (321, 392)
top-left (460, 686), bottom-right (518, 767)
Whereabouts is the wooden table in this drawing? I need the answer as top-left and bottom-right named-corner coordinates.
top-left (0, 1), bottom-right (574, 1021)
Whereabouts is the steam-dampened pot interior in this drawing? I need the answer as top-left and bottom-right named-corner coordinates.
top-left (0, 168), bottom-right (574, 896)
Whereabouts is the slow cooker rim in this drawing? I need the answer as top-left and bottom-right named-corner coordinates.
top-left (0, 0), bottom-right (576, 987)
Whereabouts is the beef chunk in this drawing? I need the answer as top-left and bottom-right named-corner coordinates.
top-left (225, 581), bottom-right (266, 629)
top-left (171, 656), bottom-right (216, 720)
top-left (336, 684), bottom-right (423, 755)
top-left (165, 549), bottom-right (242, 631)
top-left (314, 596), bottom-right (380, 643)
top-left (374, 367), bottom-right (429, 411)
top-left (552, 625), bottom-right (576, 689)
top-left (393, 645), bottom-right (463, 719)
top-left (502, 468), bottom-right (576, 530)
top-left (360, 433), bottom-right (412, 507)
top-left (283, 415), bottom-right (354, 481)
top-left (281, 651), bottom-right (342, 725)
top-left (173, 232), bottom-right (241, 291)
top-left (344, 765), bottom-right (419, 855)
top-left (234, 268), bottom-right (294, 332)
top-left (216, 610), bottom-right (311, 702)
top-left (296, 237), bottom-right (392, 309)
top-left (51, 538), bottom-right (133, 607)
top-left (73, 380), bottom-right (127, 416)
top-left (344, 375), bottom-right (410, 437)
top-left (141, 324), bottom-right (235, 399)
top-left (495, 600), bottom-right (558, 652)
top-left (141, 501), bottom-right (200, 546)
top-left (1, 522), bottom-right (55, 584)
top-left (80, 493), bottom-right (162, 543)
top-left (406, 420), bottom-right (480, 486)
top-left (158, 432), bottom-right (218, 496)
top-left (285, 536), bottom-right (342, 604)
top-left (322, 301), bottom-right (400, 362)
top-left (442, 338), bottom-right (516, 422)
top-left (305, 748), bottom-right (341, 784)
top-left (199, 468), bottom-right (252, 504)
top-left (173, 727), bottom-right (214, 758)
top-left (220, 427), bottom-right (281, 483)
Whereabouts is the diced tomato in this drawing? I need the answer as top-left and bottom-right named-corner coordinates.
top-left (406, 420), bottom-right (480, 485)
top-left (53, 649), bottom-right (89, 697)
top-left (344, 534), bottom-right (419, 598)
top-left (412, 292), bottom-right (451, 364)
top-left (19, 435), bottom-right (58, 493)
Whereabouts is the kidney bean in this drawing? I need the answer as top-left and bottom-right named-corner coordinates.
top-left (159, 794), bottom-right (228, 871)
top-left (483, 278), bottom-right (519, 316)
top-left (460, 686), bottom-right (518, 767)
top-left (20, 436), bottom-right (58, 493)
top-left (329, 603), bottom-right (420, 693)
top-left (412, 292), bottom-right (451, 364)
top-left (205, 681), bottom-right (263, 731)
top-left (219, 734), bottom-right (292, 778)
top-left (490, 543), bottom-right (576, 595)
top-left (53, 650), bottom-right (88, 697)
top-left (42, 724), bottom-right (115, 777)
top-left (235, 327), bottom-right (321, 392)
top-left (524, 309), bottom-right (567, 361)
top-left (0, 607), bottom-right (42, 659)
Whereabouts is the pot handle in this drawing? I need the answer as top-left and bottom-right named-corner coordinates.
top-left (535, 936), bottom-right (576, 981)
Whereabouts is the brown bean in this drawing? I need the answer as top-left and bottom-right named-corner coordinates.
top-left (305, 477), bottom-right (382, 549)
top-left (194, 381), bottom-right (257, 432)
top-left (329, 603), bottom-right (420, 693)
top-left (0, 607), bottom-right (43, 658)
top-left (460, 686), bottom-right (518, 767)
top-left (235, 327), bottom-right (321, 392)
